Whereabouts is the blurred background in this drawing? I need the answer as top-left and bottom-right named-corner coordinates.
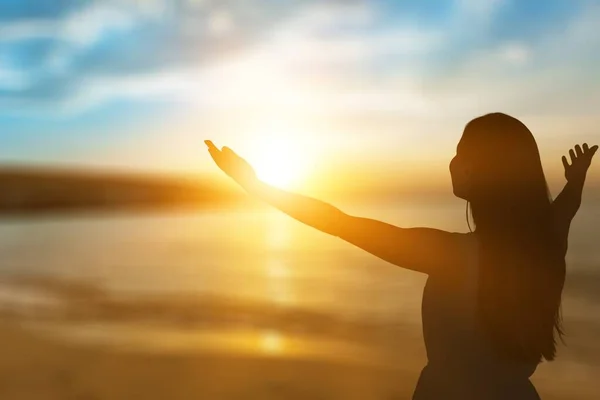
top-left (0, 0), bottom-right (599, 399)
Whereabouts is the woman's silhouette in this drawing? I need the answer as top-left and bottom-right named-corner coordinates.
top-left (206, 113), bottom-right (597, 399)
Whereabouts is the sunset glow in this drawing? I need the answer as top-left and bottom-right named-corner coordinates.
top-left (245, 123), bottom-right (316, 188)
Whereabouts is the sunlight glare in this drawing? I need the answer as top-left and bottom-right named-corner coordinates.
top-left (245, 121), bottom-right (315, 189)
top-left (261, 330), bottom-right (284, 355)
top-left (267, 259), bottom-right (294, 305)
top-left (268, 261), bottom-right (289, 279)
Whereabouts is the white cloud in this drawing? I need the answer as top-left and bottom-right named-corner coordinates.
top-left (0, 20), bottom-right (56, 42)
top-left (499, 43), bottom-right (531, 65)
top-left (455, 0), bottom-right (506, 21)
top-left (207, 9), bottom-right (235, 37)
top-left (291, 2), bottom-right (376, 29)
top-left (448, 41), bottom-right (532, 77)
top-left (61, 3), bottom-right (137, 47)
top-left (57, 47), bottom-right (437, 118)
top-left (186, 0), bottom-right (206, 8)
top-left (2, 0), bottom-right (597, 129)
top-left (0, 1), bottom-right (155, 47)
top-left (65, 69), bottom-right (198, 113)
top-left (266, 4), bottom-right (442, 69)
top-left (131, 0), bottom-right (169, 18)
top-left (448, 0), bottom-right (507, 37)
top-left (269, 28), bottom-right (442, 68)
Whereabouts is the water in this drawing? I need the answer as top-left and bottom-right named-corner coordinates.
top-left (0, 201), bottom-right (599, 398)
top-left (0, 202), bottom-right (457, 319)
top-left (0, 201), bottom-right (598, 317)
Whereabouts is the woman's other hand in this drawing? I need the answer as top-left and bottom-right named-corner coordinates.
top-left (562, 143), bottom-right (598, 184)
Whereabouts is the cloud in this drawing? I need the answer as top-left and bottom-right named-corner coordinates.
top-left (0, 0), bottom-right (598, 125)
top-left (0, 2), bottom-right (143, 47)
top-left (0, 0), bottom-right (303, 106)
top-left (498, 42), bottom-right (531, 65)
top-left (455, 0), bottom-right (506, 22)
top-left (206, 9), bottom-right (236, 37)
top-left (59, 3), bottom-right (138, 47)
top-left (0, 20), bottom-right (56, 42)
top-left (286, 2), bottom-right (377, 29)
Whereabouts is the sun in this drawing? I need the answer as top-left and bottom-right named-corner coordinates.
top-left (245, 126), bottom-right (314, 189)
top-left (252, 137), bottom-right (303, 187)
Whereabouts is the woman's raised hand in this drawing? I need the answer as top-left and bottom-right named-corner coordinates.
top-left (205, 140), bottom-right (257, 186)
top-left (562, 143), bottom-right (598, 184)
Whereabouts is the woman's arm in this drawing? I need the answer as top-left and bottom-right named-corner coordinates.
top-left (242, 178), bottom-right (345, 236)
top-left (552, 179), bottom-right (584, 256)
top-left (205, 141), bottom-right (466, 275)
top-left (245, 178), bottom-right (465, 274)
top-left (552, 143), bottom-right (597, 256)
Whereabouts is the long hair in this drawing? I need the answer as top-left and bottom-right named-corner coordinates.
top-left (462, 113), bottom-right (565, 363)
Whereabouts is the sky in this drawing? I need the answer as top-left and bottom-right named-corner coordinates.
top-left (0, 0), bottom-right (599, 192)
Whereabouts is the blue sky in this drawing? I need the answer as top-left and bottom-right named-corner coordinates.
top-left (0, 0), bottom-right (598, 187)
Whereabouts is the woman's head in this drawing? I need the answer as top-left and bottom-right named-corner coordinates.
top-left (451, 113), bottom-right (565, 363)
top-left (450, 113), bottom-right (548, 205)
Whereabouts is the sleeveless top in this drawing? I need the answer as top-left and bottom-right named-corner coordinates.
top-left (412, 233), bottom-right (541, 400)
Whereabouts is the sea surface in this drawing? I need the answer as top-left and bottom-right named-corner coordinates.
top-left (0, 200), bottom-right (598, 314)
top-left (0, 200), bottom-right (599, 398)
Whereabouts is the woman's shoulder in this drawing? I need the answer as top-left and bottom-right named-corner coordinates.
top-left (431, 231), bottom-right (478, 282)
top-left (446, 231), bottom-right (478, 254)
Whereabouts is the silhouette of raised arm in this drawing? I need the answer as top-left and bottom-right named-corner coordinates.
top-left (205, 140), bottom-right (466, 275)
top-left (552, 143), bottom-right (598, 256)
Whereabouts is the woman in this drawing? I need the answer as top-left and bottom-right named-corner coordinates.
top-left (205, 113), bottom-right (597, 399)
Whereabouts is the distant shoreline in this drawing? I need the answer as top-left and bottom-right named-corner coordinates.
top-left (1, 165), bottom-right (597, 217)
top-left (0, 165), bottom-right (241, 216)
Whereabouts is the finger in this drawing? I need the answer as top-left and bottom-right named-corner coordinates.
top-left (583, 143), bottom-right (589, 153)
top-left (223, 146), bottom-right (233, 156)
top-left (205, 140), bottom-right (218, 150)
top-left (569, 149), bottom-right (576, 163)
top-left (223, 146), bottom-right (240, 158)
top-left (208, 147), bottom-right (221, 161)
top-left (562, 156), bottom-right (570, 170)
top-left (575, 144), bottom-right (583, 157)
top-left (208, 143), bottom-right (223, 157)
top-left (591, 145), bottom-right (599, 158)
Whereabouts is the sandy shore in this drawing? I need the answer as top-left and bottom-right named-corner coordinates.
top-left (1, 275), bottom-right (599, 399)
top-left (0, 319), bottom-right (599, 400)
top-left (0, 322), bottom-right (421, 400)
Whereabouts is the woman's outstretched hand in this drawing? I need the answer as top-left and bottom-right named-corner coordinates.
top-left (205, 140), bottom-right (257, 187)
top-left (562, 143), bottom-right (598, 184)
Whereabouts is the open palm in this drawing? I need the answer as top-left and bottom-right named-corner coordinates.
top-left (205, 140), bottom-right (257, 185)
top-left (562, 143), bottom-right (598, 183)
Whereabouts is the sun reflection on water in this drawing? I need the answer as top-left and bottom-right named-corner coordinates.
top-left (263, 212), bottom-right (296, 306)
top-left (27, 322), bottom-right (386, 366)
top-left (267, 259), bottom-right (289, 279)
top-left (265, 211), bottom-right (292, 250)
top-left (266, 259), bottom-right (295, 306)
top-left (260, 330), bottom-right (284, 355)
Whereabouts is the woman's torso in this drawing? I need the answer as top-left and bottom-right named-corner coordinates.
top-left (413, 232), bottom-right (540, 400)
